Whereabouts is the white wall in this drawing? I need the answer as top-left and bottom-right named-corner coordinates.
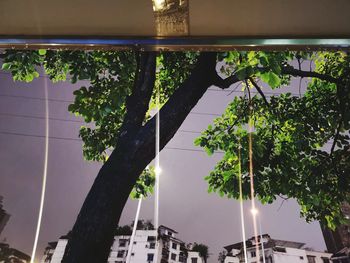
top-left (305, 250), bottom-right (332, 263)
top-left (187, 251), bottom-right (204, 263)
top-left (224, 255), bottom-right (239, 263)
top-left (108, 230), bottom-right (158, 263)
top-left (50, 239), bottom-right (68, 263)
top-left (272, 247), bottom-right (307, 263)
top-left (224, 246), bottom-right (332, 263)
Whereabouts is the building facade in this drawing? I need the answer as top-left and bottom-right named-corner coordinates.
top-left (0, 196), bottom-right (10, 235)
top-left (41, 225), bottom-right (203, 263)
top-left (223, 234), bottom-right (332, 263)
top-left (0, 242), bottom-right (31, 263)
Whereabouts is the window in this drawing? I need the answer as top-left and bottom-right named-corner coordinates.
top-left (300, 256), bottom-right (304, 260)
top-left (274, 247), bottom-right (286, 253)
top-left (150, 242), bottom-right (155, 249)
top-left (191, 258), bottom-right (198, 263)
top-left (307, 256), bottom-right (316, 263)
top-left (322, 257), bottom-right (330, 263)
top-left (117, 251), bottom-right (124, 258)
top-left (172, 242), bottom-right (177, 250)
top-left (131, 253), bottom-right (134, 256)
top-left (147, 253), bottom-right (154, 262)
top-left (168, 231), bottom-right (173, 236)
top-left (171, 253), bottom-right (177, 260)
top-left (251, 251), bottom-right (256, 258)
top-left (119, 239), bottom-right (127, 247)
top-left (133, 241), bottom-right (136, 244)
top-left (148, 236), bottom-right (156, 241)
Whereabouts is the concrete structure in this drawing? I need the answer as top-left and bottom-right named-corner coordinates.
top-left (0, 196), bottom-right (10, 235)
top-left (321, 202), bottom-right (350, 263)
top-left (223, 234), bottom-right (332, 263)
top-left (0, 242), bottom-right (31, 263)
top-left (187, 251), bottom-right (205, 263)
top-left (41, 225), bottom-right (203, 263)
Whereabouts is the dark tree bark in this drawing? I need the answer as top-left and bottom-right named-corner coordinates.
top-left (61, 52), bottom-right (218, 263)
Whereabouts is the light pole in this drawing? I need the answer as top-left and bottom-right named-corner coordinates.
top-left (251, 208), bottom-right (266, 263)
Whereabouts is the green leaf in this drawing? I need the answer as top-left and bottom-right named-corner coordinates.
top-left (1, 63), bottom-right (11, 70)
top-left (261, 71), bottom-right (281, 88)
top-left (194, 137), bottom-right (202, 146)
top-left (25, 74), bottom-right (34, 82)
top-left (204, 146), bottom-right (214, 156)
top-left (236, 66), bottom-right (254, 81)
top-left (38, 49), bottom-right (47, 56)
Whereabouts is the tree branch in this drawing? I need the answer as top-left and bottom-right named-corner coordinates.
top-left (214, 64), bottom-right (340, 90)
top-left (281, 65), bottom-right (339, 84)
top-left (118, 52), bottom-right (156, 139)
top-left (330, 121), bottom-right (341, 156)
top-left (213, 73), bottom-right (240, 90)
top-left (249, 77), bottom-right (269, 107)
top-left (134, 52), bottom-right (218, 165)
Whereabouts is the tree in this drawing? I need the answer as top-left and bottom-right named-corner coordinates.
top-left (191, 243), bottom-right (209, 263)
top-left (195, 51), bottom-right (350, 229)
top-left (1, 49), bottom-right (349, 262)
top-left (114, 225), bottom-right (132, 236)
top-left (218, 250), bottom-right (227, 263)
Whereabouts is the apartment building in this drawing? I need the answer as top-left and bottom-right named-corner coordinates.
top-left (223, 234), bottom-right (332, 263)
top-left (41, 225), bottom-right (203, 263)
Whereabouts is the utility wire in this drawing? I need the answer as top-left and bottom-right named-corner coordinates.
top-left (0, 112), bottom-right (83, 123)
top-left (0, 113), bottom-right (337, 145)
top-left (0, 130), bottom-right (224, 154)
top-left (0, 112), bottom-right (203, 134)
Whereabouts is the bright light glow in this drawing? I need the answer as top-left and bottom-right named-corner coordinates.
top-left (238, 143), bottom-right (248, 263)
top-left (31, 79), bottom-right (49, 263)
top-left (152, 0), bottom-right (166, 11)
top-left (155, 166), bottom-right (162, 175)
top-left (126, 198), bottom-right (143, 263)
top-left (153, 65), bottom-right (161, 263)
top-left (251, 208), bottom-right (259, 216)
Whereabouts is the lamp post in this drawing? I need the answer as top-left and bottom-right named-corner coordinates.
top-left (251, 208), bottom-right (266, 263)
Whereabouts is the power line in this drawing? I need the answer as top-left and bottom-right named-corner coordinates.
top-left (0, 112), bottom-right (83, 123)
top-left (207, 88), bottom-right (301, 97)
top-left (0, 70), bottom-right (302, 97)
top-left (166, 146), bottom-right (224, 154)
top-left (190, 111), bottom-right (221, 117)
top-left (0, 112), bottom-right (204, 135)
top-left (0, 130), bottom-right (223, 154)
top-left (0, 130), bottom-right (81, 141)
top-left (0, 112), bottom-right (340, 145)
top-left (0, 93), bottom-right (73, 103)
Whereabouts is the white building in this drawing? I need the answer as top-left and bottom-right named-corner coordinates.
top-left (41, 225), bottom-right (203, 263)
top-left (223, 234), bottom-right (332, 263)
top-left (187, 251), bottom-right (205, 263)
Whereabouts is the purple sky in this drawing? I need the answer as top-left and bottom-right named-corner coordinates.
top-left (0, 69), bottom-right (326, 263)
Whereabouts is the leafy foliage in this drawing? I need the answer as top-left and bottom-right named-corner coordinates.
top-left (0, 49), bottom-right (197, 196)
top-left (191, 243), bottom-right (209, 262)
top-left (196, 51), bottom-right (350, 228)
top-left (2, 49), bottom-right (350, 228)
top-left (130, 166), bottom-right (156, 199)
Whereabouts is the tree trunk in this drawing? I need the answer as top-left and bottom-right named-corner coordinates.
top-left (62, 52), bottom-right (218, 263)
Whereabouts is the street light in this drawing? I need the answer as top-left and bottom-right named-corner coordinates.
top-left (250, 208), bottom-right (266, 263)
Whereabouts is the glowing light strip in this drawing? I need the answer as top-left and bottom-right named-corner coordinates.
top-left (238, 141), bottom-right (248, 263)
top-left (126, 198), bottom-right (143, 263)
top-left (258, 216), bottom-right (266, 263)
top-left (153, 73), bottom-right (161, 263)
top-left (30, 78), bottom-right (49, 263)
top-left (248, 111), bottom-right (260, 262)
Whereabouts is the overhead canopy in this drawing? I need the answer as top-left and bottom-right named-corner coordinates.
top-left (1, 0), bottom-right (350, 49)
